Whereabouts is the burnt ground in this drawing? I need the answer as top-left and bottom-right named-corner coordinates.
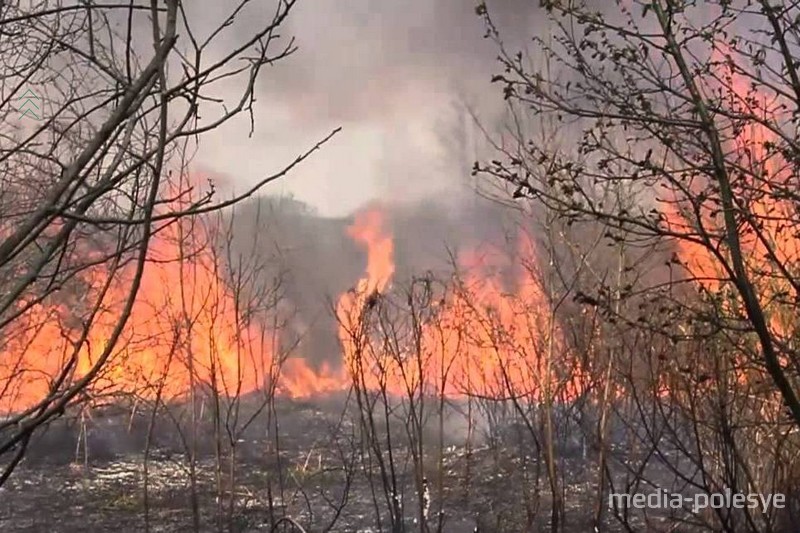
top-left (0, 395), bottom-right (690, 533)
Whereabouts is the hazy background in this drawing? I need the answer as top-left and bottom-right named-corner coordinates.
top-left (181, 1), bottom-right (566, 369)
top-left (194, 0), bottom-right (544, 216)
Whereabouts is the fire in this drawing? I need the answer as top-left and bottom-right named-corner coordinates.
top-left (347, 208), bottom-right (395, 295)
top-left (336, 206), bottom-right (585, 402)
top-left (663, 44), bottom-right (800, 396)
top-left (667, 46), bottom-right (800, 332)
top-left (424, 234), bottom-right (586, 401)
top-left (0, 211), bottom-right (341, 413)
top-left (0, 218), bottom-right (274, 413)
top-left (335, 206), bottom-right (396, 389)
top-left (2, 198), bottom-right (584, 414)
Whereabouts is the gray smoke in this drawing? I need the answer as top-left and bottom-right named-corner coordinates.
top-left (194, 0), bottom-right (549, 216)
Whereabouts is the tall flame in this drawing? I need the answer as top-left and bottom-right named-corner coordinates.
top-left (668, 47), bottom-right (799, 330)
top-left (336, 207), bottom-right (395, 389)
top-left (336, 206), bottom-right (584, 402)
top-left (0, 218), bottom-right (279, 412)
top-left (2, 201), bottom-right (584, 413)
top-left (664, 45), bottom-right (800, 397)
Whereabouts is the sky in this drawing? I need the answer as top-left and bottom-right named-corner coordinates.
top-left (193, 0), bottom-right (540, 217)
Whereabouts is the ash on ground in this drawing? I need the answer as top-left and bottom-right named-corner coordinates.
top-left (0, 395), bottom-right (685, 532)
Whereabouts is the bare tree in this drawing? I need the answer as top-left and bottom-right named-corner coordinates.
top-left (0, 0), bottom-right (338, 487)
top-left (475, 0), bottom-right (800, 428)
top-left (474, 0), bottom-right (800, 530)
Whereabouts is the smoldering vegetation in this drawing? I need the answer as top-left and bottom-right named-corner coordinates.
top-left (5, 0), bottom-right (800, 531)
top-left (223, 195), bottom-right (675, 371)
top-left (0, 195), bottom-right (690, 533)
top-left (1, 389), bottom-right (674, 532)
top-left (223, 196), bottom-right (523, 368)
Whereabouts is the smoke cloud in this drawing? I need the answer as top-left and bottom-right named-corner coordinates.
top-left (194, 0), bottom-right (546, 216)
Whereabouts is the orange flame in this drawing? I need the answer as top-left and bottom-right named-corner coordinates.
top-left (0, 218), bottom-right (279, 412)
top-left (663, 45), bottom-right (800, 396)
top-left (668, 47), bottom-right (799, 329)
top-left (336, 206), bottom-right (585, 402)
top-left (426, 234), bottom-right (586, 401)
top-left (3, 198), bottom-right (585, 413)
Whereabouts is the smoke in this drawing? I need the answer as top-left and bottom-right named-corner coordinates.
top-left (225, 194), bottom-right (517, 369)
top-left (259, 0), bottom-right (536, 121)
top-left (201, 0), bottom-right (675, 372)
top-left (193, 0), bottom-right (548, 216)
top-left (195, 0), bottom-right (554, 352)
